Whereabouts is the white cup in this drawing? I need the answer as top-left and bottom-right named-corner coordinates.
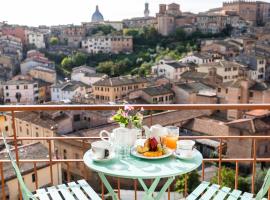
top-left (176, 140), bottom-right (195, 158)
top-left (177, 140), bottom-right (195, 150)
top-left (91, 141), bottom-right (113, 159)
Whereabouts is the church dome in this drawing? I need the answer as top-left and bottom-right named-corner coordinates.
top-left (91, 5), bottom-right (104, 22)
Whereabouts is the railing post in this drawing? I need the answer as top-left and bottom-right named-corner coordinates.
top-left (82, 140), bottom-right (87, 179)
top-left (134, 179), bottom-right (137, 200)
top-left (252, 139), bottom-right (256, 193)
top-left (33, 162), bottom-right (38, 190)
top-left (235, 161), bottom-right (239, 190)
top-left (168, 184), bottom-right (171, 200)
top-left (66, 162), bottom-right (71, 183)
top-left (0, 163), bottom-right (6, 200)
top-left (11, 111), bottom-right (22, 200)
top-left (117, 178), bottom-right (120, 199)
top-left (101, 179), bottom-right (105, 200)
top-left (218, 139), bottom-right (223, 185)
top-left (202, 160), bottom-right (205, 181)
top-left (48, 140), bottom-right (53, 185)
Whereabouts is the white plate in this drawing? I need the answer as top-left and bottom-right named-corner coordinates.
top-left (89, 149), bottom-right (116, 162)
top-left (131, 146), bottom-right (173, 160)
top-left (174, 149), bottom-right (197, 160)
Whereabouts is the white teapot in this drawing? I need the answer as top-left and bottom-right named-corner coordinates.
top-left (100, 127), bottom-right (137, 147)
top-left (143, 124), bottom-right (168, 141)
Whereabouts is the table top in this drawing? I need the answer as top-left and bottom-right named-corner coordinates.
top-left (83, 149), bottom-right (203, 179)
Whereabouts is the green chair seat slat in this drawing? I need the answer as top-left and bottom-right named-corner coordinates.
top-left (241, 192), bottom-right (254, 200)
top-left (77, 179), bottom-right (101, 200)
top-left (47, 186), bottom-right (63, 200)
top-left (213, 186), bottom-right (231, 200)
top-left (186, 181), bottom-right (210, 200)
top-left (57, 184), bottom-right (76, 200)
top-left (67, 181), bottom-right (89, 200)
top-left (199, 184), bottom-right (220, 200)
top-left (227, 189), bottom-right (243, 200)
top-left (36, 189), bottom-right (50, 200)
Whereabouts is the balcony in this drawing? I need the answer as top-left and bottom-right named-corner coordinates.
top-left (0, 104), bottom-right (269, 200)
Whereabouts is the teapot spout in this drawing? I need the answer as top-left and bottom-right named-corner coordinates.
top-left (143, 126), bottom-right (150, 139)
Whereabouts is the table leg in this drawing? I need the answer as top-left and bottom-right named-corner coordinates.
top-left (98, 172), bottom-right (119, 200)
top-left (155, 177), bottom-right (175, 200)
top-left (138, 177), bottom-right (175, 200)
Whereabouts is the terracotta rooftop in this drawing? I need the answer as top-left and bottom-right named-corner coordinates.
top-left (69, 110), bottom-right (210, 138)
top-left (142, 85), bottom-right (173, 96)
top-left (93, 76), bottom-right (149, 87)
top-left (0, 143), bottom-right (50, 182)
top-left (245, 110), bottom-right (270, 117)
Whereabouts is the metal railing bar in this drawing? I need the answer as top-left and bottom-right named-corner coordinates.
top-left (0, 104), bottom-right (270, 111)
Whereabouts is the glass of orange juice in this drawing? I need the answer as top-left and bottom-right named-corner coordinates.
top-left (164, 126), bottom-right (179, 149)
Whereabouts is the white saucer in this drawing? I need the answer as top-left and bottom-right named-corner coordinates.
top-left (89, 149), bottom-right (116, 162)
top-left (174, 149), bottom-right (197, 160)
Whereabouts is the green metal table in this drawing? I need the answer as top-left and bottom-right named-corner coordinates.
top-left (83, 149), bottom-right (202, 200)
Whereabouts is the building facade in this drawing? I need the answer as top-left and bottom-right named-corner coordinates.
top-left (3, 79), bottom-right (39, 104)
top-left (26, 30), bottom-right (46, 49)
top-left (81, 35), bottom-right (133, 54)
top-left (152, 59), bottom-right (193, 81)
top-left (93, 76), bottom-right (149, 103)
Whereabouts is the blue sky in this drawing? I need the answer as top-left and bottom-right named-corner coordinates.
top-left (0, 0), bottom-right (268, 26)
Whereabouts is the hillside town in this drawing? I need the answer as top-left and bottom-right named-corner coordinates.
top-left (0, 1), bottom-right (270, 199)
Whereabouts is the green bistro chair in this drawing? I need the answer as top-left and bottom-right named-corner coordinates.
top-left (2, 133), bottom-right (101, 200)
top-left (186, 169), bottom-right (270, 200)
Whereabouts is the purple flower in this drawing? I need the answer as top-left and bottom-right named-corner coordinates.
top-left (124, 105), bottom-right (134, 111)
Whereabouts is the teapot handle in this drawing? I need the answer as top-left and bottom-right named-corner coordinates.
top-left (100, 130), bottom-right (110, 142)
top-left (142, 126), bottom-right (150, 139)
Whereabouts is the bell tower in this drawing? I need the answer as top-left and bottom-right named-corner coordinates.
top-left (144, 2), bottom-right (150, 18)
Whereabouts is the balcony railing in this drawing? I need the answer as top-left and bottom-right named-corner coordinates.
top-left (0, 104), bottom-right (270, 200)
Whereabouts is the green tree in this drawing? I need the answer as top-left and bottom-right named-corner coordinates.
top-left (61, 57), bottom-right (73, 70)
top-left (97, 61), bottom-right (116, 76)
top-left (91, 25), bottom-right (116, 35)
top-left (175, 171), bottom-right (200, 194)
top-left (49, 37), bottom-right (59, 45)
top-left (72, 52), bottom-right (87, 66)
top-left (174, 28), bottom-right (187, 41)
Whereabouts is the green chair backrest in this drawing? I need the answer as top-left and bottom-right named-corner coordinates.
top-left (2, 132), bottom-right (36, 200)
top-left (256, 168), bottom-right (270, 200)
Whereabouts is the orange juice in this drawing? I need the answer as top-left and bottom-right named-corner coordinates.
top-left (164, 136), bottom-right (178, 149)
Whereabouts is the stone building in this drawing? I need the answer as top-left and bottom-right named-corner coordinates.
top-left (92, 76), bottom-right (149, 103)
top-left (128, 85), bottom-right (175, 104)
top-left (156, 3), bottom-right (182, 36)
top-left (0, 143), bottom-right (61, 200)
top-left (3, 79), bottom-right (39, 104)
top-left (197, 60), bottom-right (245, 82)
top-left (81, 35), bottom-right (133, 54)
top-left (234, 54), bottom-right (266, 82)
top-left (183, 113), bottom-right (270, 169)
top-left (196, 13), bottom-right (246, 33)
top-left (51, 81), bottom-right (88, 102)
top-left (217, 79), bottom-right (270, 119)
top-left (26, 30), bottom-right (46, 49)
top-left (173, 82), bottom-right (217, 104)
top-left (222, 1), bottom-right (270, 25)
top-left (151, 59), bottom-right (194, 81)
top-left (59, 25), bottom-right (86, 48)
top-left (201, 40), bottom-right (241, 58)
top-left (1, 25), bottom-right (27, 44)
top-left (29, 66), bottom-right (57, 84)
